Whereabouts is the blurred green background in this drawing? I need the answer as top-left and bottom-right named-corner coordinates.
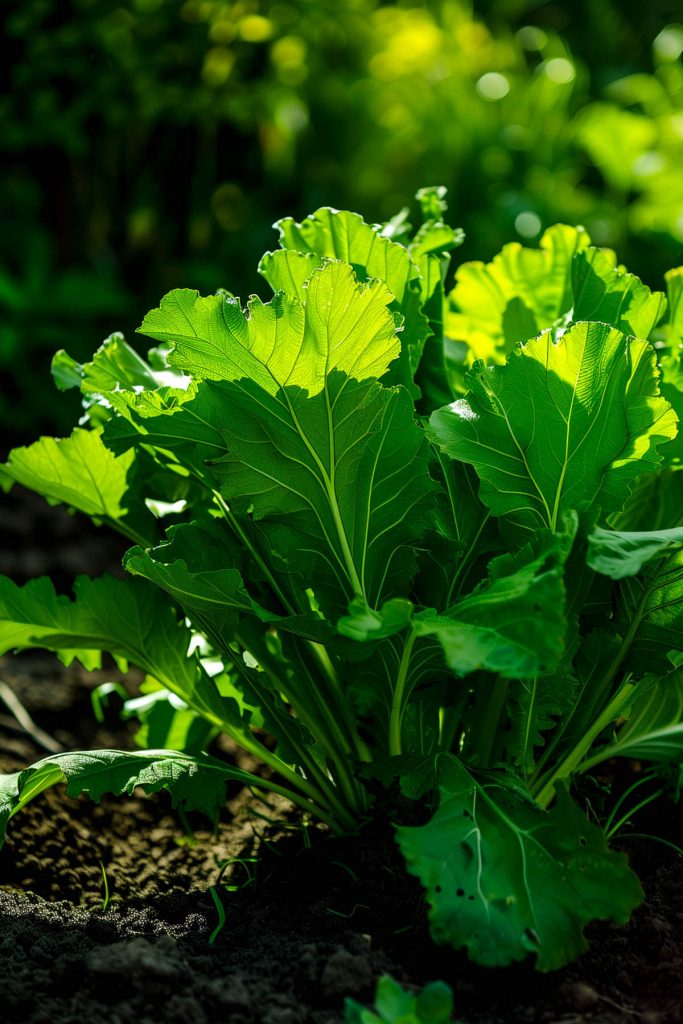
top-left (2, 0), bottom-right (683, 436)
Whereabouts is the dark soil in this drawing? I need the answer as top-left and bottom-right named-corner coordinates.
top-left (1, 488), bottom-right (683, 1024)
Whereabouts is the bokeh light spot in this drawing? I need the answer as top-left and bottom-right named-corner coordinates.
top-left (514, 211), bottom-right (542, 237)
top-left (543, 58), bottom-right (575, 84)
top-left (476, 72), bottom-right (510, 100)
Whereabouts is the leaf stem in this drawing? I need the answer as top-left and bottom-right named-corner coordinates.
top-left (533, 680), bottom-right (637, 808)
top-left (213, 491), bottom-right (298, 615)
top-left (389, 628), bottom-right (417, 756)
top-left (465, 675), bottom-right (509, 768)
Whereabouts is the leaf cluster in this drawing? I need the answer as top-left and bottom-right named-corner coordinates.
top-left (1, 188), bottom-right (682, 971)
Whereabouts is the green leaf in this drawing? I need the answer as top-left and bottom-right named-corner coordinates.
top-left (428, 322), bottom-right (678, 537)
top-left (664, 267), bottom-right (683, 344)
top-left (210, 377), bottom-right (437, 616)
top-left (619, 549), bottom-right (683, 675)
top-left (395, 755), bottom-right (643, 971)
top-left (659, 270), bottom-right (683, 466)
top-left (587, 525), bottom-right (683, 579)
top-left (337, 597), bottom-right (413, 642)
top-left (571, 248), bottom-right (667, 339)
top-left (139, 262), bottom-right (400, 393)
top-left (269, 207), bottom-right (434, 396)
top-left (345, 975), bottom-right (455, 1024)
top-left (52, 333), bottom-right (165, 396)
top-left (612, 468), bottom-right (683, 531)
top-left (0, 574), bottom-right (234, 730)
top-left (257, 249), bottom-right (324, 303)
top-left (446, 225), bottom-right (590, 363)
top-left (124, 519), bottom-right (265, 641)
top-left (0, 748), bottom-right (262, 850)
top-left (101, 380), bottom-right (231, 482)
top-left (413, 530), bottom-right (567, 678)
top-left (3, 428), bottom-right (158, 547)
top-left (507, 666), bottom-right (580, 774)
top-left (582, 671), bottom-right (683, 766)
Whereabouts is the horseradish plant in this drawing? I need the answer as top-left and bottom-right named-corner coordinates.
top-left (1, 188), bottom-right (682, 971)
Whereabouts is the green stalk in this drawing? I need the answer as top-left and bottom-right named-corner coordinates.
top-left (213, 491), bottom-right (298, 615)
top-left (533, 680), bottom-right (636, 808)
top-left (446, 513), bottom-right (491, 606)
top-left (225, 638), bottom-right (359, 831)
top-left (389, 628), bottom-right (417, 756)
top-left (305, 640), bottom-right (372, 762)
top-left (465, 676), bottom-right (509, 768)
top-left (288, 643), bottom-right (369, 816)
top-left (530, 565), bottom-right (662, 798)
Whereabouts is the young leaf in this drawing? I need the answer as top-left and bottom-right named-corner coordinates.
top-left (345, 974), bottom-right (455, 1024)
top-left (396, 755), bottom-right (643, 971)
top-left (428, 322), bottom-right (678, 537)
top-left (267, 207), bottom-right (430, 394)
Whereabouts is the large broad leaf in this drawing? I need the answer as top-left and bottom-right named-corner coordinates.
top-left (138, 262), bottom-right (436, 615)
top-left (0, 748), bottom-right (263, 850)
top-left (210, 377), bottom-right (437, 615)
top-left (140, 261), bottom-right (400, 393)
top-left (428, 322), bottom-right (678, 538)
top-left (395, 755), bottom-right (643, 972)
top-left (2, 428), bottom-right (158, 547)
top-left (446, 228), bottom-right (666, 368)
top-left (0, 574), bottom-right (234, 730)
top-left (413, 531), bottom-right (568, 678)
top-left (571, 248), bottom-right (666, 340)
top-left (445, 225), bottom-right (590, 364)
top-left (587, 525), bottom-right (683, 579)
top-left (659, 267), bottom-right (683, 466)
top-left (102, 380), bottom-right (235, 484)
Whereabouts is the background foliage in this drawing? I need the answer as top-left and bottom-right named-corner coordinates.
top-left (2, 0), bottom-right (683, 434)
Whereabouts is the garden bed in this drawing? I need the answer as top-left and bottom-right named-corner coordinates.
top-left (1, 652), bottom-right (682, 1024)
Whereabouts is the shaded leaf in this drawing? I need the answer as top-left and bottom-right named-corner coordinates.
top-left (396, 755), bottom-right (642, 971)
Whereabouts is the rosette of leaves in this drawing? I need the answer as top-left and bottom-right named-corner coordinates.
top-left (1, 189), bottom-right (681, 972)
